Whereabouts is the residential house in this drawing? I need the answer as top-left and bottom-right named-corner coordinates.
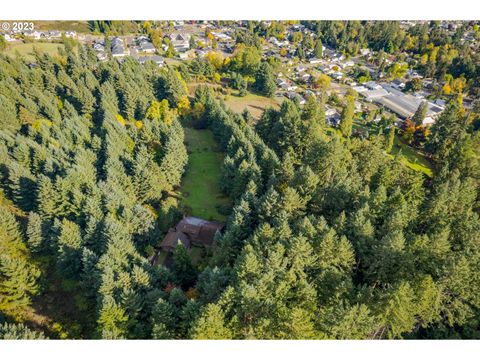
top-left (2, 34), bottom-right (16, 42)
top-left (136, 35), bottom-right (150, 43)
top-left (111, 37), bottom-right (123, 47)
top-left (160, 216), bottom-right (224, 253)
top-left (278, 79), bottom-right (297, 92)
top-left (301, 73), bottom-right (312, 83)
top-left (139, 41), bottom-right (156, 53)
top-left (296, 64), bottom-right (307, 73)
top-left (23, 30), bottom-right (43, 40)
top-left (211, 31), bottom-right (233, 42)
top-left (325, 106), bottom-right (341, 126)
top-left (331, 72), bottom-right (343, 80)
top-left (47, 30), bottom-right (62, 39)
top-left (170, 32), bottom-right (191, 52)
top-left (285, 91), bottom-right (306, 105)
top-left (341, 60), bottom-right (355, 68)
top-left (65, 31), bottom-right (77, 38)
top-left (93, 41), bottom-right (105, 52)
top-left (138, 55), bottom-right (165, 66)
top-left (111, 37), bottom-right (126, 58)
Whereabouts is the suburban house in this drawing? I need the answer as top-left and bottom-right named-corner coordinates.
top-left (93, 41), bottom-right (105, 52)
top-left (170, 32), bottom-right (191, 52)
top-left (139, 40), bottom-right (156, 53)
top-left (277, 78), bottom-right (297, 91)
top-left (160, 216), bottom-right (224, 253)
top-left (2, 34), bottom-right (16, 42)
top-left (111, 37), bottom-right (127, 58)
top-left (23, 30), bottom-right (44, 40)
top-left (47, 30), bottom-right (62, 39)
top-left (326, 106), bottom-right (341, 126)
top-left (286, 91), bottom-right (306, 105)
top-left (65, 31), bottom-right (77, 38)
top-left (138, 55), bottom-right (165, 66)
top-left (300, 73), bottom-right (312, 83)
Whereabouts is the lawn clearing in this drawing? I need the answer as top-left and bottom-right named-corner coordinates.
top-left (391, 136), bottom-right (433, 177)
top-left (180, 126), bottom-right (230, 222)
top-left (224, 91), bottom-right (281, 120)
top-left (4, 42), bottom-right (66, 62)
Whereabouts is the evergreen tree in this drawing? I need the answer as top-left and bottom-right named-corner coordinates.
top-left (340, 94), bottom-right (355, 137)
top-left (55, 218), bottom-right (84, 279)
top-left (172, 244), bottom-right (197, 289)
top-left (26, 212), bottom-right (44, 254)
top-left (0, 322), bottom-right (47, 339)
top-left (191, 304), bottom-right (232, 339)
top-left (158, 68), bottom-right (188, 107)
top-left (0, 207), bottom-right (40, 317)
top-left (385, 126), bottom-right (395, 153)
top-left (254, 62), bottom-right (276, 98)
top-left (412, 101), bottom-right (428, 126)
top-left (314, 37), bottom-right (323, 58)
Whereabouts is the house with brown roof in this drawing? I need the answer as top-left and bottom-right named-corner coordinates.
top-left (160, 231), bottom-right (191, 253)
top-left (159, 216), bottom-right (224, 253)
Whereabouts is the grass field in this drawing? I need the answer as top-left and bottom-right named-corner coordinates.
top-left (34, 21), bottom-right (91, 33)
top-left (4, 42), bottom-right (66, 62)
top-left (224, 91), bottom-right (281, 120)
top-left (390, 136), bottom-right (434, 177)
top-left (179, 126), bottom-right (230, 222)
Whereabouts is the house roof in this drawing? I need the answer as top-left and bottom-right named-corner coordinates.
top-left (160, 229), bottom-right (191, 250)
top-left (138, 55), bottom-right (164, 64)
top-left (112, 37), bottom-right (123, 45)
top-left (160, 216), bottom-right (224, 252)
top-left (376, 94), bottom-right (442, 119)
top-left (112, 44), bottom-right (125, 55)
top-left (171, 32), bottom-right (190, 43)
top-left (140, 41), bottom-right (155, 50)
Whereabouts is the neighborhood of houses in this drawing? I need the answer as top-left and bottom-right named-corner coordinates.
top-left (1, 20), bottom-right (476, 131)
top-left (2, 19), bottom-right (477, 145)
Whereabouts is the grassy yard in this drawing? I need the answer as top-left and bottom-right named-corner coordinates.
top-left (390, 136), bottom-right (434, 177)
top-left (4, 42), bottom-right (66, 62)
top-left (224, 91), bottom-right (281, 120)
top-left (179, 126), bottom-right (230, 222)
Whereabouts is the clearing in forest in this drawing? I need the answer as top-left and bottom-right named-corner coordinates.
top-left (179, 126), bottom-right (230, 222)
top-left (224, 91), bottom-right (282, 120)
